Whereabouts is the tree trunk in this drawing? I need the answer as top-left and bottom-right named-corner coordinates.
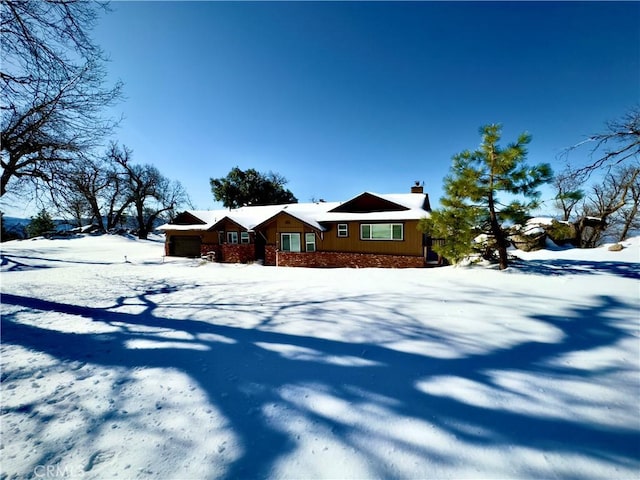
top-left (135, 201), bottom-right (148, 240)
top-left (619, 202), bottom-right (638, 241)
top-left (488, 191), bottom-right (509, 269)
top-left (1, 159), bottom-right (15, 197)
top-left (88, 197), bottom-right (105, 232)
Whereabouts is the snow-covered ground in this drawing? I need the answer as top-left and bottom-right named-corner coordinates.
top-left (1, 234), bottom-right (639, 479)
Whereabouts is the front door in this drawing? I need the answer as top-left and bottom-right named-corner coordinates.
top-left (254, 232), bottom-right (266, 261)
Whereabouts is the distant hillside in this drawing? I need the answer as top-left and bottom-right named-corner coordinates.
top-left (1, 216), bottom-right (28, 241)
top-left (1, 216), bottom-right (78, 241)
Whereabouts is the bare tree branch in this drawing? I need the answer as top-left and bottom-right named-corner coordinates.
top-left (563, 106), bottom-right (640, 179)
top-left (1, 0), bottom-right (122, 197)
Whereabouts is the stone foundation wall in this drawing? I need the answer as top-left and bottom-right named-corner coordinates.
top-left (200, 243), bottom-right (220, 259)
top-left (274, 250), bottom-right (425, 268)
top-left (265, 245), bottom-right (277, 266)
top-left (200, 243), bottom-right (255, 263)
top-left (222, 244), bottom-right (255, 263)
top-left (200, 243), bottom-right (427, 268)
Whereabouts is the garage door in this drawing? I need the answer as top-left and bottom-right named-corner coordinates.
top-left (171, 236), bottom-right (201, 257)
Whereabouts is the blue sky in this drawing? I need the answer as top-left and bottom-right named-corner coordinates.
top-left (9, 1), bottom-right (639, 217)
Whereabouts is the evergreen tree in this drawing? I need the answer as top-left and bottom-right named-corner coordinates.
top-left (210, 167), bottom-right (297, 209)
top-left (419, 207), bottom-right (482, 264)
top-left (26, 208), bottom-right (56, 238)
top-left (423, 124), bottom-right (552, 269)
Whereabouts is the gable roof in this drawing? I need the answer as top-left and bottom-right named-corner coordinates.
top-left (318, 192), bottom-right (431, 222)
top-left (251, 202), bottom-right (341, 232)
top-left (329, 192), bottom-right (409, 213)
top-left (158, 192), bottom-right (431, 232)
top-left (171, 211), bottom-right (207, 225)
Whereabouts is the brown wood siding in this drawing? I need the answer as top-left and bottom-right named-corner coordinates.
top-left (165, 230), bottom-right (217, 244)
top-left (318, 220), bottom-right (423, 256)
top-left (210, 218), bottom-right (252, 244)
top-left (257, 214), bottom-right (422, 256)
top-left (201, 231), bottom-right (219, 244)
top-left (261, 215), bottom-right (318, 252)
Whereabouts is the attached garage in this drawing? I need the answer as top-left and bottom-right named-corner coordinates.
top-left (169, 235), bottom-right (201, 257)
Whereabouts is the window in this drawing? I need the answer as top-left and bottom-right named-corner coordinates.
top-left (281, 233), bottom-right (301, 252)
top-left (227, 231), bottom-right (238, 244)
top-left (305, 233), bottom-right (316, 252)
top-left (240, 231), bottom-right (250, 244)
top-left (360, 223), bottom-right (403, 241)
top-left (337, 224), bottom-right (348, 237)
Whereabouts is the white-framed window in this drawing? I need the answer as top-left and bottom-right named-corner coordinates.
top-left (281, 233), bottom-right (301, 252)
top-left (337, 223), bottom-right (348, 237)
top-left (305, 233), bottom-right (316, 252)
top-left (240, 231), bottom-right (250, 244)
top-left (360, 223), bottom-right (403, 241)
top-left (227, 231), bottom-right (238, 244)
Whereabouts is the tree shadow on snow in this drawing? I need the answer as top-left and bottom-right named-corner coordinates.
top-left (1, 288), bottom-right (639, 479)
top-left (510, 258), bottom-right (640, 279)
top-left (0, 253), bottom-right (112, 272)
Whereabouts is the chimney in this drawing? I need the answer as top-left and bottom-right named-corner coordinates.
top-left (411, 181), bottom-right (423, 194)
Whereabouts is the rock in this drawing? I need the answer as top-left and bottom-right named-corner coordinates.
top-left (545, 220), bottom-right (578, 246)
top-left (608, 243), bottom-right (624, 252)
top-left (510, 233), bottom-right (546, 252)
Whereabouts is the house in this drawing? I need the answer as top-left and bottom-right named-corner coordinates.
top-left (159, 185), bottom-right (440, 268)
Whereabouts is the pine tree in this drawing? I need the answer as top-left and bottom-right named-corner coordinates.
top-left (26, 209), bottom-right (56, 238)
top-left (419, 203), bottom-right (482, 265)
top-left (424, 124), bottom-right (552, 269)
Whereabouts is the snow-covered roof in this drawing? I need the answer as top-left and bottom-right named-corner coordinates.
top-left (158, 192), bottom-right (430, 232)
top-left (158, 209), bottom-right (236, 232)
top-left (375, 192), bottom-right (430, 210)
top-left (317, 192), bottom-right (430, 222)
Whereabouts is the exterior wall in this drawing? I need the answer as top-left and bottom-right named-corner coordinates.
top-left (165, 223), bottom-right (254, 261)
top-left (265, 245), bottom-right (277, 266)
top-left (319, 220), bottom-right (423, 256)
top-left (213, 219), bottom-right (252, 245)
top-left (165, 213), bottom-right (431, 268)
top-left (262, 215), bottom-right (318, 252)
top-left (202, 231), bottom-right (219, 244)
top-left (261, 215), bottom-right (423, 257)
top-left (222, 244), bottom-right (255, 263)
top-left (275, 251), bottom-right (425, 268)
top-left (166, 231), bottom-right (217, 244)
top-left (200, 243), bottom-right (220, 259)
top-left (200, 243), bottom-right (255, 263)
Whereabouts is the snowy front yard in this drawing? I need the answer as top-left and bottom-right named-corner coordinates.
top-left (1, 235), bottom-right (639, 479)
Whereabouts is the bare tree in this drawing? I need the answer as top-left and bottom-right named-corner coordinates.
top-left (112, 146), bottom-right (189, 240)
top-left (55, 186), bottom-right (92, 228)
top-left (96, 143), bottom-right (132, 231)
top-left (1, 0), bottom-right (122, 197)
top-left (606, 166), bottom-right (640, 242)
top-left (53, 155), bottom-right (108, 229)
top-left (575, 166), bottom-right (640, 247)
top-left (51, 143), bottom-right (188, 237)
top-left (565, 106), bottom-right (640, 179)
top-left (553, 165), bottom-right (585, 221)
